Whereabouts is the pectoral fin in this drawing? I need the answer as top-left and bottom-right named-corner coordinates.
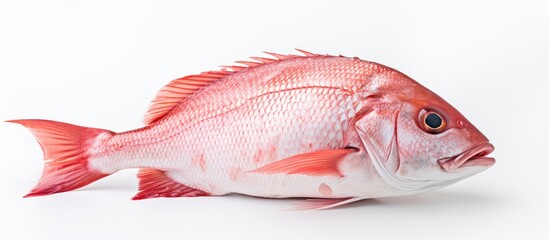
top-left (249, 148), bottom-right (357, 177)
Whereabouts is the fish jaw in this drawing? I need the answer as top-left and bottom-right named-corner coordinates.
top-left (438, 142), bottom-right (495, 171)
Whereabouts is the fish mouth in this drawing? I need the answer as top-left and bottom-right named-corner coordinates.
top-left (438, 143), bottom-right (495, 171)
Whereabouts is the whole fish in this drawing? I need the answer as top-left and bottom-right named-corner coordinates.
top-left (8, 50), bottom-right (495, 209)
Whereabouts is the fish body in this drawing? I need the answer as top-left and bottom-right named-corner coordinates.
top-left (9, 50), bottom-right (495, 209)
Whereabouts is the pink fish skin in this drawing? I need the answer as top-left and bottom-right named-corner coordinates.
top-left (8, 50), bottom-right (494, 209)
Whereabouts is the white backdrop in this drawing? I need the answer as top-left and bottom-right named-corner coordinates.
top-left (1, 1), bottom-right (548, 239)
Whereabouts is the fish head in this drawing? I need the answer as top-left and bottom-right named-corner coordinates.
top-left (354, 70), bottom-right (495, 188)
top-left (394, 96), bottom-right (495, 182)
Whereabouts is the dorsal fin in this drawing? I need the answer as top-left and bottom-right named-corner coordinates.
top-left (143, 49), bottom-right (322, 125)
top-left (143, 70), bottom-right (232, 124)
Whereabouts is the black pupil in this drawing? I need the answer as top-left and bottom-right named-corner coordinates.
top-left (425, 113), bottom-right (442, 129)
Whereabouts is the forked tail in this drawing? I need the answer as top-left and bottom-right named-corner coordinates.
top-left (7, 119), bottom-right (114, 197)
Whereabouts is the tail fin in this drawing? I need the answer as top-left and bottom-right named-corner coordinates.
top-left (7, 119), bottom-right (114, 197)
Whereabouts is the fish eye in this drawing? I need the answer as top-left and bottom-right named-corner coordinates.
top-left (419, 110), bottom-right (446, 134)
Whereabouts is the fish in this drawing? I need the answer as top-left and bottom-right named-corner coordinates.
top-left (7, 49), bottom-right (495, 209)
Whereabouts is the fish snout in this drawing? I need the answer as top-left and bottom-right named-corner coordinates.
top-left (438, 142), bottom-right (495, 171)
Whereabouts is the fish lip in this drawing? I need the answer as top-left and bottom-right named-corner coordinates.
top-left (438, 143), bottom-right (495, 171)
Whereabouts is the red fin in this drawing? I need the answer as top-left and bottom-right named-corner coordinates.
top-left (250, 149), bottom-right (357, 177)
top-left (220, 65), bottom-right (247, 71)
top-left (133, 168), bottom-right (210, 200)
top-left (144, 70), bottom-right (232, 124)
top-left (249, 56), bottom-right (277, 64)
top-left (7, 119), bottom-right (113, 197)
top-left (235, 60), bottom-right (262, 67)
top-left (295, 48), bottom-right (318, 56)
top-left (144, 49), bottom-right (328, 125)
top-left (291, 197), bottom-right (364, 210)
top-left (263, 51), bottom-right (290, 60)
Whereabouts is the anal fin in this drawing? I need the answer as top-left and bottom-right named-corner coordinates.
top-left (133, 168), bottom-right (210, 200)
